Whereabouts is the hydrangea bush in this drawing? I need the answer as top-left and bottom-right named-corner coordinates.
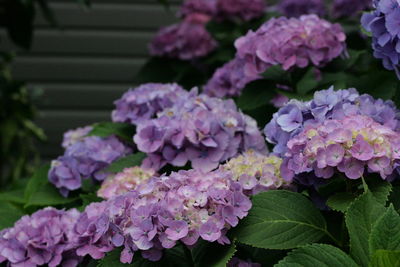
top-left (3, 1), bottom-right (400, 266)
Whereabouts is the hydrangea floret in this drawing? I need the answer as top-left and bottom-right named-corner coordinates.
top-left (281, 115), bottom-right (400, 181)
top-left (222, 150), bottom-right (290, 195)
top-left (97, 167), bottom-right (156, 200)
top-left (134, 88), bottom-right (266, 171)
top-left (62, 126), bottom-right (93, 149)
top-left (112, 83), bottom-right (188, 125)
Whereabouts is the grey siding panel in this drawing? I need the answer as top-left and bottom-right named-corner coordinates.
top-left (12, 56), bottom-right (145, 82)
top-left (1, 30), bottom-right (154, 57)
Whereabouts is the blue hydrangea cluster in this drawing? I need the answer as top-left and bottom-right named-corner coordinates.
top-left (0, 208), bottom-right (81, 267)
top-left (112, 83), bottom-right (188, 125)
top-left (74, 168), bottom-right (252, 263)
top-left (134, 89), bottom-right (267, 172)
top-left (265, 87), bottom-right (400, 155)
top-left (362, 0), bottom-right (400, 79)
top-left (49, 133), bottom-right (133, 196)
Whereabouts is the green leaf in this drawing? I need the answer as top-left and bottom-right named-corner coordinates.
top-left (370, 250), bottom-right (400, 267)
top-left (88, 122), bottom-right (136, 143)
top-left (369, 205), bottom-right (400, 254)
top-left (389, 186), bottom-right (400, 213)
top-left (24, 164), bottom-right (50, 202)
top-left (104, 152), bottom-right (146, 174)
top-left (0, 202), bottom-right (24, 230)
top-left (327, 192), bottom-right (357, 213)
top-left (236, 80), bottom-right (276, 111)
top-left (369, 180), bottom-right (392, 206)
top-left (79, 193), bottom-right (102, 211)
top-left (346, 191), bottom-right (387, 266)
top-left (275, 244), bottom-right (358, 267)
top-left (232, 190), bottom-right (328, 249)
top-left (296, 67), bottom-right (318, 95)
top-left (0, 189), bottom-right (26, 204)
top-left (97, 249), bottom-right (130, 267)
top-left (192, 241), bottom-right (236, 267)
top-left (25, 183), bottom-right (78, 207)
top-left (261, 65), bottom-right (290, 82)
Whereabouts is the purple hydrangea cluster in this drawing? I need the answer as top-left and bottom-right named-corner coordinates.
top-left (362, 0), bottom-right (400, 79)
top-left (265, 87), bottom-right (400, 155)
top-left (203, 58), bottom-right (259, 98)
top-left (281, 115), bottom-right (400, 181)
top-left (134, 89), bottom-right (266, 172)
top-left (180, 0), bottom-right (266, 22)
top-left (205, 15), bottom-right (346, 98)
top-left (0, 208), bottom-right (81, 267)
top-left (149, 14), bottom-right (217, 60)
top-left (49, 134), bottom-right (132, 196)
top-left (112, 83), bottom-right (188, 125)
top-left (333, 0), bottom-right (372, 18)
top-left (278, 0), bottom-right (326, 18)
top-left (228, 257), bottom-right (261, 267)
top-left (222, 150), bottom-right (290, 195)
top-left (97, 167), bottom-right (156, 200)
top-left (75, 168), bottom-right (252, 263)
top-left (62, 126), bottom-right (93, 149)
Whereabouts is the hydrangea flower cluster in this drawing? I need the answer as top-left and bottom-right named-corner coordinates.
top-left (222, 150), bottom-right (290, 195)
top-left (97, 167), bottom-right (156, 199)
top-left (62, 126), bottom-right (93, 148)
top-left (362, 0), bottom-right (400, 79)
top-left (228, 257), bottom-right (261, 267)
top-left (134, 89), bottom-right (266, 171)
top-left (0, 208), bottom-right (81, 267)
top-left (265, 87), bottom-right (400, 155)
top-left (112, 83), bottom-right (188, 125)
top-left (49, 134), bottom-right (133, 196)
top-left (278, 0), bottom-right (326, 18)
top-left (180, 0), bottom-right (266, 22)
top-left (203, 58), bottom-right (259, 98)
top-left (281, 115), bottom-right (400, 181)
top-left (76, 169), bottom-right (252, 263)
top-left (205, 15), bottom-right (346, 97)
top-left (149, 14), bottom-right (217, 60)
top-left (333, 0), bottom-right (372, 18)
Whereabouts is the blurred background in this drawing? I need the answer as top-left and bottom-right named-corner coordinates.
top-left (0, 0), bottom-right (179, 162)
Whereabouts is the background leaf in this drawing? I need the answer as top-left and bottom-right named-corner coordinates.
top-left (232, 190), bottom-right (328, 249)
top-left (88, 122), bottom-right (136, 143)
top-left (104, 152), bottom-right (146, 173)
top-left (275, 244), bottom-right (358, 267)
top-left (0, 202), bottom-right (24, 230)
top-left (236, 80), bottom-right (276, 111)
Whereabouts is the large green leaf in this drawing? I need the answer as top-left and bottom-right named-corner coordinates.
top-left (24, 164), bottom-right (50, 203)
top-left (236, 80), bottom-right (276, 111)
top-left (0, 189), bottom-right (26, 204)
top-left (25, 183), bottom-right (78, 207)
top-left (88, 122), bottom-right (136, 143)
top-left (369, 205), bottom-right (400, 253)
top-left (104, 152), bottom-right (146, 173)
top-left (296, 67), bottom-right (318, 95)
top-left (275, 244), bottom-right (358, 267)
top-left (327, 192), bottom-right (357, 213)
top-left (192, 241), bottom-right (236, 267)
top-left (232, 190), bottom-right (328, 249)
top-left (369, 250), bottom-right (400, 267)
top-left (346, 191), bottom-right (387, 266)
top-left (0, 202), bottom-right (24, 230)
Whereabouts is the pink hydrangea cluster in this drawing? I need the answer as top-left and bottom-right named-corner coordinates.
top-left (134, 89), bottom-right (266, 172)
top-left (112, 83), bottom-right (188, 125)
top-left (149, 14), bottom-right (217, 60)
top-left (180, 0), bottom-right (266, 22)
top-left (97, 167), bottom-right (156, 199)
top-left (281, 115), bottom-right (400, 181)
top-left (222, 150), bottom-right (290, 195)
top-left (62, 126), bottom-right (93, 148)
top-left (75, 169), bottom-right (252, 263)
top-left (205, 15), bottom-right (346, 98)
top-left (0, 208), bottom-right (81, 267)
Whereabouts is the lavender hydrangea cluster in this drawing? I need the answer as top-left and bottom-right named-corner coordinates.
top-left (222, 150), bottom-right (290, 195)
top-left (49, 133), bottom-right (132, 196)
top-left (134, 89), bottom-right (266, 171)
top-left (112, 83), bottom-right (188, 125)
top-left (76, 168), bottom-right (252, 263)
top-left (0, 208), bottom-right (81, 267)
top-left (333, 0), bottom-right (372, 18)
top-left (362, 0), bottom-right (400, 79)
top-left (228, 257), bottom-right (261, 267)
top-left (278, 0), bottom-right (326, 18)
top-left (265, 87), bottom-right (400, 155)
top-left (180, 0), bottom-right (265, 22)
top-left (149, 14), bottom-right (217, 60)
top-left (281, 115), bottom-right (400, 180)
top-left (97, 167), bottom-right (156, 199)
top-left (205, 15), bottom-right (346, 98)
top-left (62, 126), bottom-right (93, 148)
